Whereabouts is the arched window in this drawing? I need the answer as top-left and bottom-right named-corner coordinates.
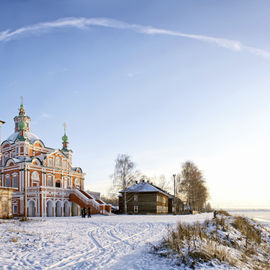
top-left (12, 174), bottom-right (18, 188)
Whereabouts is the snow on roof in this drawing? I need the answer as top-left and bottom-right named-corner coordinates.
top-left (124, 182), bottom-right (169, 196)
top-left (6, 131), bottom-right (40, 143)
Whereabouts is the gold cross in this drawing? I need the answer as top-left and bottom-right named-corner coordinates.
top-left (63, 122), bottom-right (67, 133)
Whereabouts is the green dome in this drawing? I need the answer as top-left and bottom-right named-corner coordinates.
top-left (18, 120), bottom-right (26, 130)
top-left (62, 133), bottom-right (69, 143)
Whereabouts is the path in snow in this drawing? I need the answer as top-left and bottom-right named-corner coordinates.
top-left (0, 213), bottom-right (212, 270)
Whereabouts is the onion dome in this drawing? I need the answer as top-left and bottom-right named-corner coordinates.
top-left (18, 120), bottom-right (27, 130)
top-left (62, 133), bottom-right (69, 143)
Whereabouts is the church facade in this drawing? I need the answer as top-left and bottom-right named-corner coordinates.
top-left (0, 101), bottom-right (110, 217)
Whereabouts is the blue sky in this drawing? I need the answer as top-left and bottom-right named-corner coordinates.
top-left (1, 0), bottom-right (270, 208)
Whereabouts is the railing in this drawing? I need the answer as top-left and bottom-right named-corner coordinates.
top-left (75, 189), bottom-right (101, 210)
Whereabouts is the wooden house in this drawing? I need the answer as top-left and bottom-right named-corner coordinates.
top-left (119, 180), bottom-right (183, 214)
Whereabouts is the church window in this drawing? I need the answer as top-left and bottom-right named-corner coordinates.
top-left (5, 175), bottom-right (10, 187)
top-left (12, 174), bottom-right (18, 188)
top-left (55, 181), bottom-right (61, 188)
top-left (13, 205), bottom-right (18, 214)
top-left (31, 171), bottom-right (39, 181)
top-left (75, 178), bottom-right (80, 188)
top-left (49, 158), bottom-right (53, 167)
top-left (47, 175), bottom-right (53, 187)
top-left (63, 178), bottom-right (67, 189)
top-left (55, 157), bottom-right (60, 167)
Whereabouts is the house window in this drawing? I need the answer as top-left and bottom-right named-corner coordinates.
top-left (13, 205), bottom-right (18, 214)
top-left (12, 174), bottom-right (18, 188)
top-left (134, 195), bottom-right (138, 202)
top-left (134, 206), bottom-right (138, 213)
top-left (5, 175), bottom-right (10, 187)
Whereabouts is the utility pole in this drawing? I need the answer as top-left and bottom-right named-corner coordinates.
top-left (173, 174), bottom-right (176, 215)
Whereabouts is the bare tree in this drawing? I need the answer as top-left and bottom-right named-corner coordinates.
top-left (113, 154), bottom-right (137, 214)
top-left (152, 175), bottom-right (172, 193)
top-left (177, 161), bottom-right (209, 211)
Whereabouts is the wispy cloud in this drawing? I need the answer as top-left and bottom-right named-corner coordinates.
top-left (1, 17), bottom-right (269, 59)
top-left (127, 72), bottom-right (141, 78)
top-left (41, 113), bottom-right (52, 119)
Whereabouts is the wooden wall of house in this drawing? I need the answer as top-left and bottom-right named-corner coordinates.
top-left (119, 192), bottom-right (169, 214)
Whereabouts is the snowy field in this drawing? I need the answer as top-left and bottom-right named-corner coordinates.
top-left (0, 213), bottom-right (212, 270)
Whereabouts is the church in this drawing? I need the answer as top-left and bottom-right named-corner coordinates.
top-left (0, 100), bottom-right (111, 217)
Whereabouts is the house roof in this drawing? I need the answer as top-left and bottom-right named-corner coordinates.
top-left (122, 181), bottom-right (170, 197)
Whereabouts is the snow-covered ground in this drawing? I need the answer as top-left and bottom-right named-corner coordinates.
top-left (0, 213), bottom-right (212, 270)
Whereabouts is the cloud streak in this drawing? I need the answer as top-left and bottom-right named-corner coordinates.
top-left (1, 17), bottom-right (269, 59)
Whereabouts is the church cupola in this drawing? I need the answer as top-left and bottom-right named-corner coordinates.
top-left (62, 123), bottom-right (69, 150)
top-left (14, 97), bottom-right (31, 133)
top-left (61, 122), bottom-right (72, 164)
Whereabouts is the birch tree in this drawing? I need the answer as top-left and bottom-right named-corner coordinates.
top-left (178, 161), bottom-right (208, 211)
top-left (113, 154), bottom-right (136, 214)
